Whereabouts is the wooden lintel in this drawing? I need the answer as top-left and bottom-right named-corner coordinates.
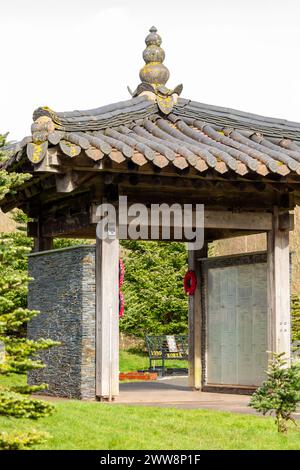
top-left (204, 228), bottom-right (267, 242)
top-left (91, 204), bottom-right (275, 231)
top-left (204, 210), bottom-right (273, 231)
top-left (56, 162), bottom-right (300, 189)
top-left (41, 212), bottom-right (91, 238)
top-left (118, 189), bottom-right (284, 211)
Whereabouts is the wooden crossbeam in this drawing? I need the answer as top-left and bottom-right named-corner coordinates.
top-left (91, 204), bottom-right (280, 231)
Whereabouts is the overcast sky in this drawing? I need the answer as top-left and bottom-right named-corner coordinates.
top-left (1, 0), bottom-right (300, 141)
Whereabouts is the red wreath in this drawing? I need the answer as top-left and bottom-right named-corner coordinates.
top-left (184, 270), bottom-right (197, 295)
top-left (119, 291), bottom-right (125, 318)
top-left (119, 258), bottom-right (125, 288)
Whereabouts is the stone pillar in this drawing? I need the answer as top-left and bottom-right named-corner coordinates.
top-left (28, 245), bottom-right (96, 399)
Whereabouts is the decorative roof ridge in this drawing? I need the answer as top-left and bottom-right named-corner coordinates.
top-left (173, 97), bottom-right (300, 141)
top-left (175, 97), bottom-right (300, 129)
top-left (33, 95), bottom-right (152, 123)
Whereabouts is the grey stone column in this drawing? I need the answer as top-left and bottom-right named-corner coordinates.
top-left (28, 245), bottom-right (96, 399)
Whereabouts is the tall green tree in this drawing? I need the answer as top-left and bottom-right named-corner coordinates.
top-left (0, 133), bottom-right (58, 450)
top-left (120, 240), bottom-right (188, 337)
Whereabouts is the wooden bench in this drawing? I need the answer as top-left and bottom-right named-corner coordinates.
top-left (145, 334), bottom-right (188, 375)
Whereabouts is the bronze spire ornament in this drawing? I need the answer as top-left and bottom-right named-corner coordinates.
top-left (128, 26), bottom-right (183, 114)
top-left (139, 25), bottom-right (170, 87)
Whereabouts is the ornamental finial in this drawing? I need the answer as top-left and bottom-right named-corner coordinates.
top-left (128, 27), bottom-right (183, 114)
top-left (139, 26), bottom-right (169, 87)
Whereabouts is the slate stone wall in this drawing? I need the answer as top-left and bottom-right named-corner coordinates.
top-left (27, 245), bottom-right (96, 399)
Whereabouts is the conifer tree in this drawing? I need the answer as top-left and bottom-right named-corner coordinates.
top-left (0, 133), bottom-right (58, 449)
top-left (250, 352), bottom-right (300, 433)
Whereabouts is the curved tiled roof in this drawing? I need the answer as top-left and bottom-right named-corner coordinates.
top-left (2, 95), bottom-right (300, 179)
top-left (32, 96), bottom-right (158, 131)
top-left (175, 99), bottom-right (300, 142)
top-left (31, 96), bottom-right (300, 140)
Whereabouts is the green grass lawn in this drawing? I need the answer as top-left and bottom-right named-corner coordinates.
top-left (0, 397), bottom-right (299, 450)
top-left (119, 349), bottom-right (188, 372)
top-left (1, 362), bottom-right (299, 450)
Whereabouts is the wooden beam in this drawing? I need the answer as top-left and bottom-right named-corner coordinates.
top-left (39, 213), bottom-right (91, 238)
top-left (91, 204), bottom-right (275, 231)
top-left (95, 234), bottom-right (119, 401)
top-left (188, 243), bottom-right (207, 390)
top-left (204, 210), bottom-right (273, 231)
top-left (4, 161), bottom-right (300, 214)
top-left (31, 200), bottom-right (293, 241)
top-left (66, 158), bottom-right (300, 185)
top-left (30, 193), bottom-right (93, 238)
top-left (267, 207), bottom-right (291, 364)
top-left (204, 228), bottom-right (267, 242)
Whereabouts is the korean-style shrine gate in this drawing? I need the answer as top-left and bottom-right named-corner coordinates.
top-left (1, 27), bottom-right (300, 400)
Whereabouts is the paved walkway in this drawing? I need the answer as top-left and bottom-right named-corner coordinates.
top-left (115, 376), bottom-right (300, 417)
top-left (116, 377), bottom-right (255, 414)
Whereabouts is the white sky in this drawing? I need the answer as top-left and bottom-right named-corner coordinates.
top-left (1, 0), bottom-right (300, 141)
